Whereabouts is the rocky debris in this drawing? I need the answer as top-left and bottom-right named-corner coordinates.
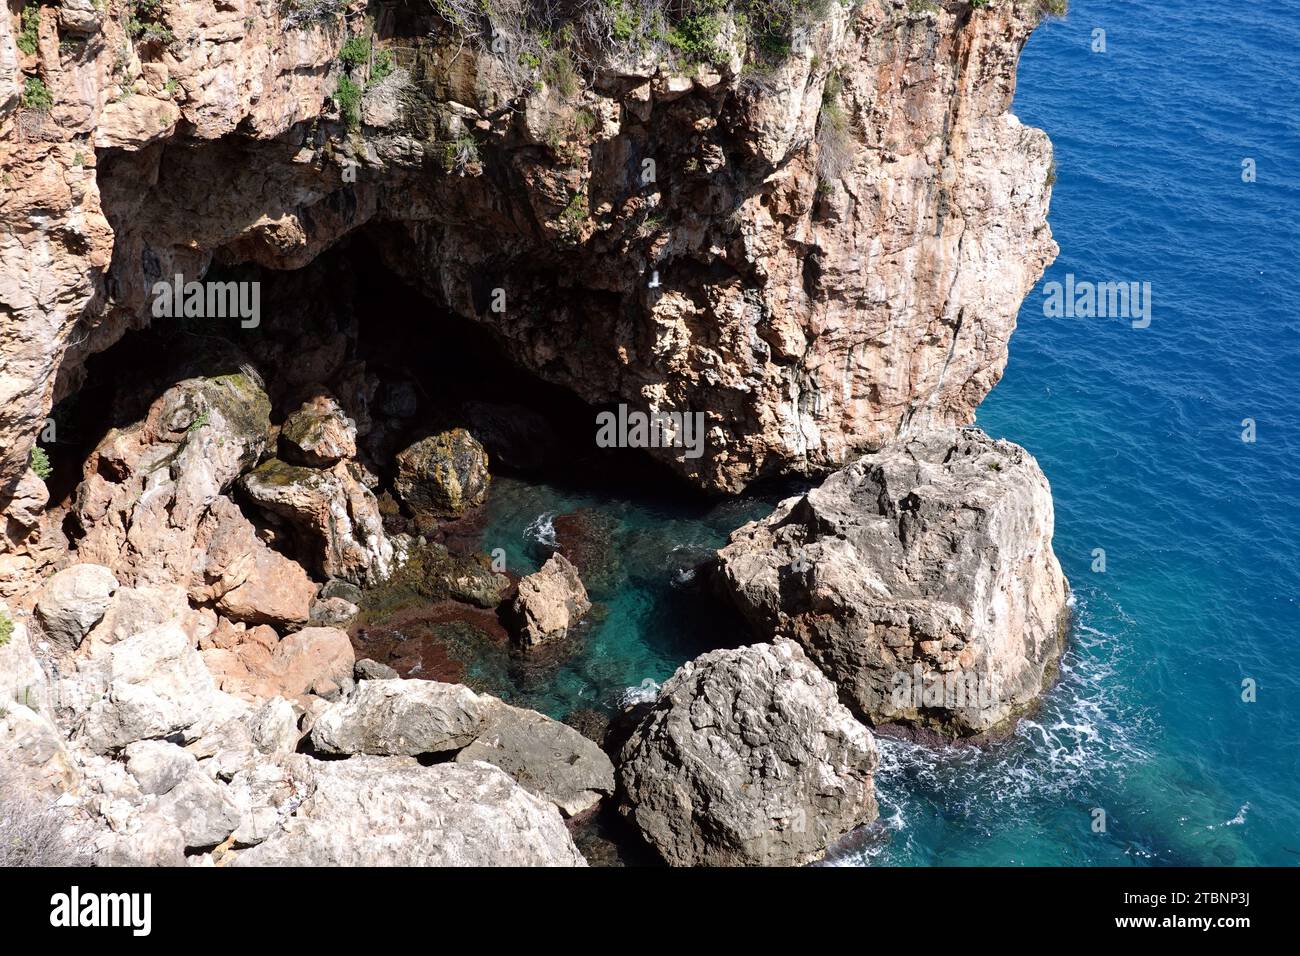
top-left (125, 740), bottom-right (196, 796)
top-left (34, 564), bottom-right (119, 651)
top-left (279, 393), bottom-right (358, 467)
top-left (394, 429), bottom-right (491, 521)
top-left (66, 622), bottom-right (242, 754)
top-left (619, 639), bottom-right (879, 867)
top-left (240, 459), bottom-right (396, 587)
top-left (309, 678), bottom-right (488, 757)
top-left (82, 583), bottom-right (210, 652)
top-left (202, 625), bottom-right (354, 706)
top-left (308, 595), bottom-right (359, 628)
top-left (510, 553), bottom-right (591, 648)
top-left (455, 703), bottom-right (614, 818)
top-left (233, 757), bottom-right (587, 867)
top-left (717, 428), bottom-right (1070, 736)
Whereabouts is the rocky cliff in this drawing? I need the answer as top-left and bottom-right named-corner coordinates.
top-left (0, 0), bottom-right (1061, 866)
top-left (1, 0), bottom-right (1054, 519)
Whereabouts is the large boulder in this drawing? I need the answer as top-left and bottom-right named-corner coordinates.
top-left (309, 678), bottom-right (489, 757)
top-left (279, 394), bottom-right (357, 467)
top-left (717, 427), bottom-right (1070, 737)
top-left (618, 638), bottom-right (879, 867)
top-left (34, 564), bottom-right (119, 651)
top-left (510, 553), bottom-right (591, 648)
top-left (202, 625), bottom-right (354, 705)
top-left (240, 459), bottom-right (396, 587)
top-left (192, 497), bottom-right (317, 629)
top-left (393, 429), bottom-right (490, 520)
top-left (232, 757), bottom-right (587, 866)
top-left (455, 702), bottom-right (615, 817)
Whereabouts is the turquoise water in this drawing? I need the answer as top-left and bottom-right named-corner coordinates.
top-left (474, 0), bottom-right (1300, 865)
top-left (472, 476), bottom-right (777, 717)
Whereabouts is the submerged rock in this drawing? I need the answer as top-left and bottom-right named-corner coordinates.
top-left (717, 427), bottom-right (1070, 736)
top-left (510, 553), bottom-right (591, 648)
top-left (619, 639), bottom-right (878, 867)
top-left (394, 429), bottom-right (491, 520)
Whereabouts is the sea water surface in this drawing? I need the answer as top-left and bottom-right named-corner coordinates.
top-left (473, 0), bottom-right (1300, 865)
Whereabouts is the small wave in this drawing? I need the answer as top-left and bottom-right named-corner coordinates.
top-left (673, 567), bottom-right (696, 585)
top-left (1209, 803), bottom-right (1250, 829)
top-left (525, 511), bottom-right (558, 548)
top-left (619, 678), bottom-right (661, 707)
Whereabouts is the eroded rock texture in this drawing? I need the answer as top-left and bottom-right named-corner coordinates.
top-left (619, 638), bottom-right (879, 866)
top-left (717, 427), bottom-right (1069, 736)
top-left (0, 0), bottom-right (1056, 572)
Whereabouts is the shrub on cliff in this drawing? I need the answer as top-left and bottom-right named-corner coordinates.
top-left (16, 5), bottom-right (39, 57)
top-left (28, 446), bottom-right (52, 481)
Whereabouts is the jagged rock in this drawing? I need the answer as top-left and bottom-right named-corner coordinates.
top-left (247, 697), bottom-right (300, 755)
top-left (34, 564), bottom-right (119, 651)
top-left (393, 429), bottom-right (491, 520)
top-left (455, 703), bottom-right (615, 817)
top-left (240, 459), bottom-right (396, 587)
top-left (226, 754), bottom-right (314, 848)
top-left (232, 757), bottom-right (587, 866)
top-left (94, 822), bottom-right (187, 868)
top-left (147, 766), bottom-right (242, 850)
top-left (717, 427), bottom-right (1070, 736)
top-left (72, 372), bottom-right (272, 589)
top-left (82, 583), bottom-right (209, 651)
top-left (619, 639), bottom-right (879, 867)
top-left (279, 394), bottom-right (357, 467)
top-left (0, 702), bottom-right (78, 793)
top-left (510, 553), bottom-right (590, 647)
top-left (309, 678), bottom-right (487, 757)
top-left (0, 600), bottom-right (49, 714)
top-left (193, 496), bottom-right (316, 629)
top-left (71, 622), bottom-right (235, 754)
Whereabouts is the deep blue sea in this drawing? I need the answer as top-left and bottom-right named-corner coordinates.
top-left (471, 0), bottom-right (1300, 865)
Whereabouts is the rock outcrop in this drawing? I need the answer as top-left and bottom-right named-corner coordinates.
top-left (0, 0), bottom-right (1056, 515)
top-left (619, 638), bottom-right (879, 866)
top-left (311, 678), bottom-right (615, 817)
top-left (717, 427), bottom-right (1070, 736)
top-left (510, 553), bottom-right (592, 647)
top-left (34, 564), bottom-right (118, 651)
top-left (232, 758), bottom-right (587, 867)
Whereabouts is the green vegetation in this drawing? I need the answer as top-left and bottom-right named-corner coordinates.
top-left (339, 34), bottom-right (371, 69)
top-left (128, 0), bottom-right (175, 46)
top-left (20, 77), bottom-right (52, 112)
top-left (29, 445), bottom-right (52, 481)
top-left (541, 47), bottom-right (579, 97)
top-left (17, 5), bottom-right (39, 57)
top-left (334, 74), bottom-right (363, 128)
top-left (371, 48), bottom-right (395, 82)
top-left (0, 610), bottom-right (13, 648)
top-left (282, 0), bottom-right (348, 29)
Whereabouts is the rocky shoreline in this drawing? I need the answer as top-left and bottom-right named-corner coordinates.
top-left (1, 0), bottom-right (1066, 866)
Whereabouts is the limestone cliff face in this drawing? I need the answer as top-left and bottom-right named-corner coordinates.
top-left (0, 0), bottom-right (1055, 591)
